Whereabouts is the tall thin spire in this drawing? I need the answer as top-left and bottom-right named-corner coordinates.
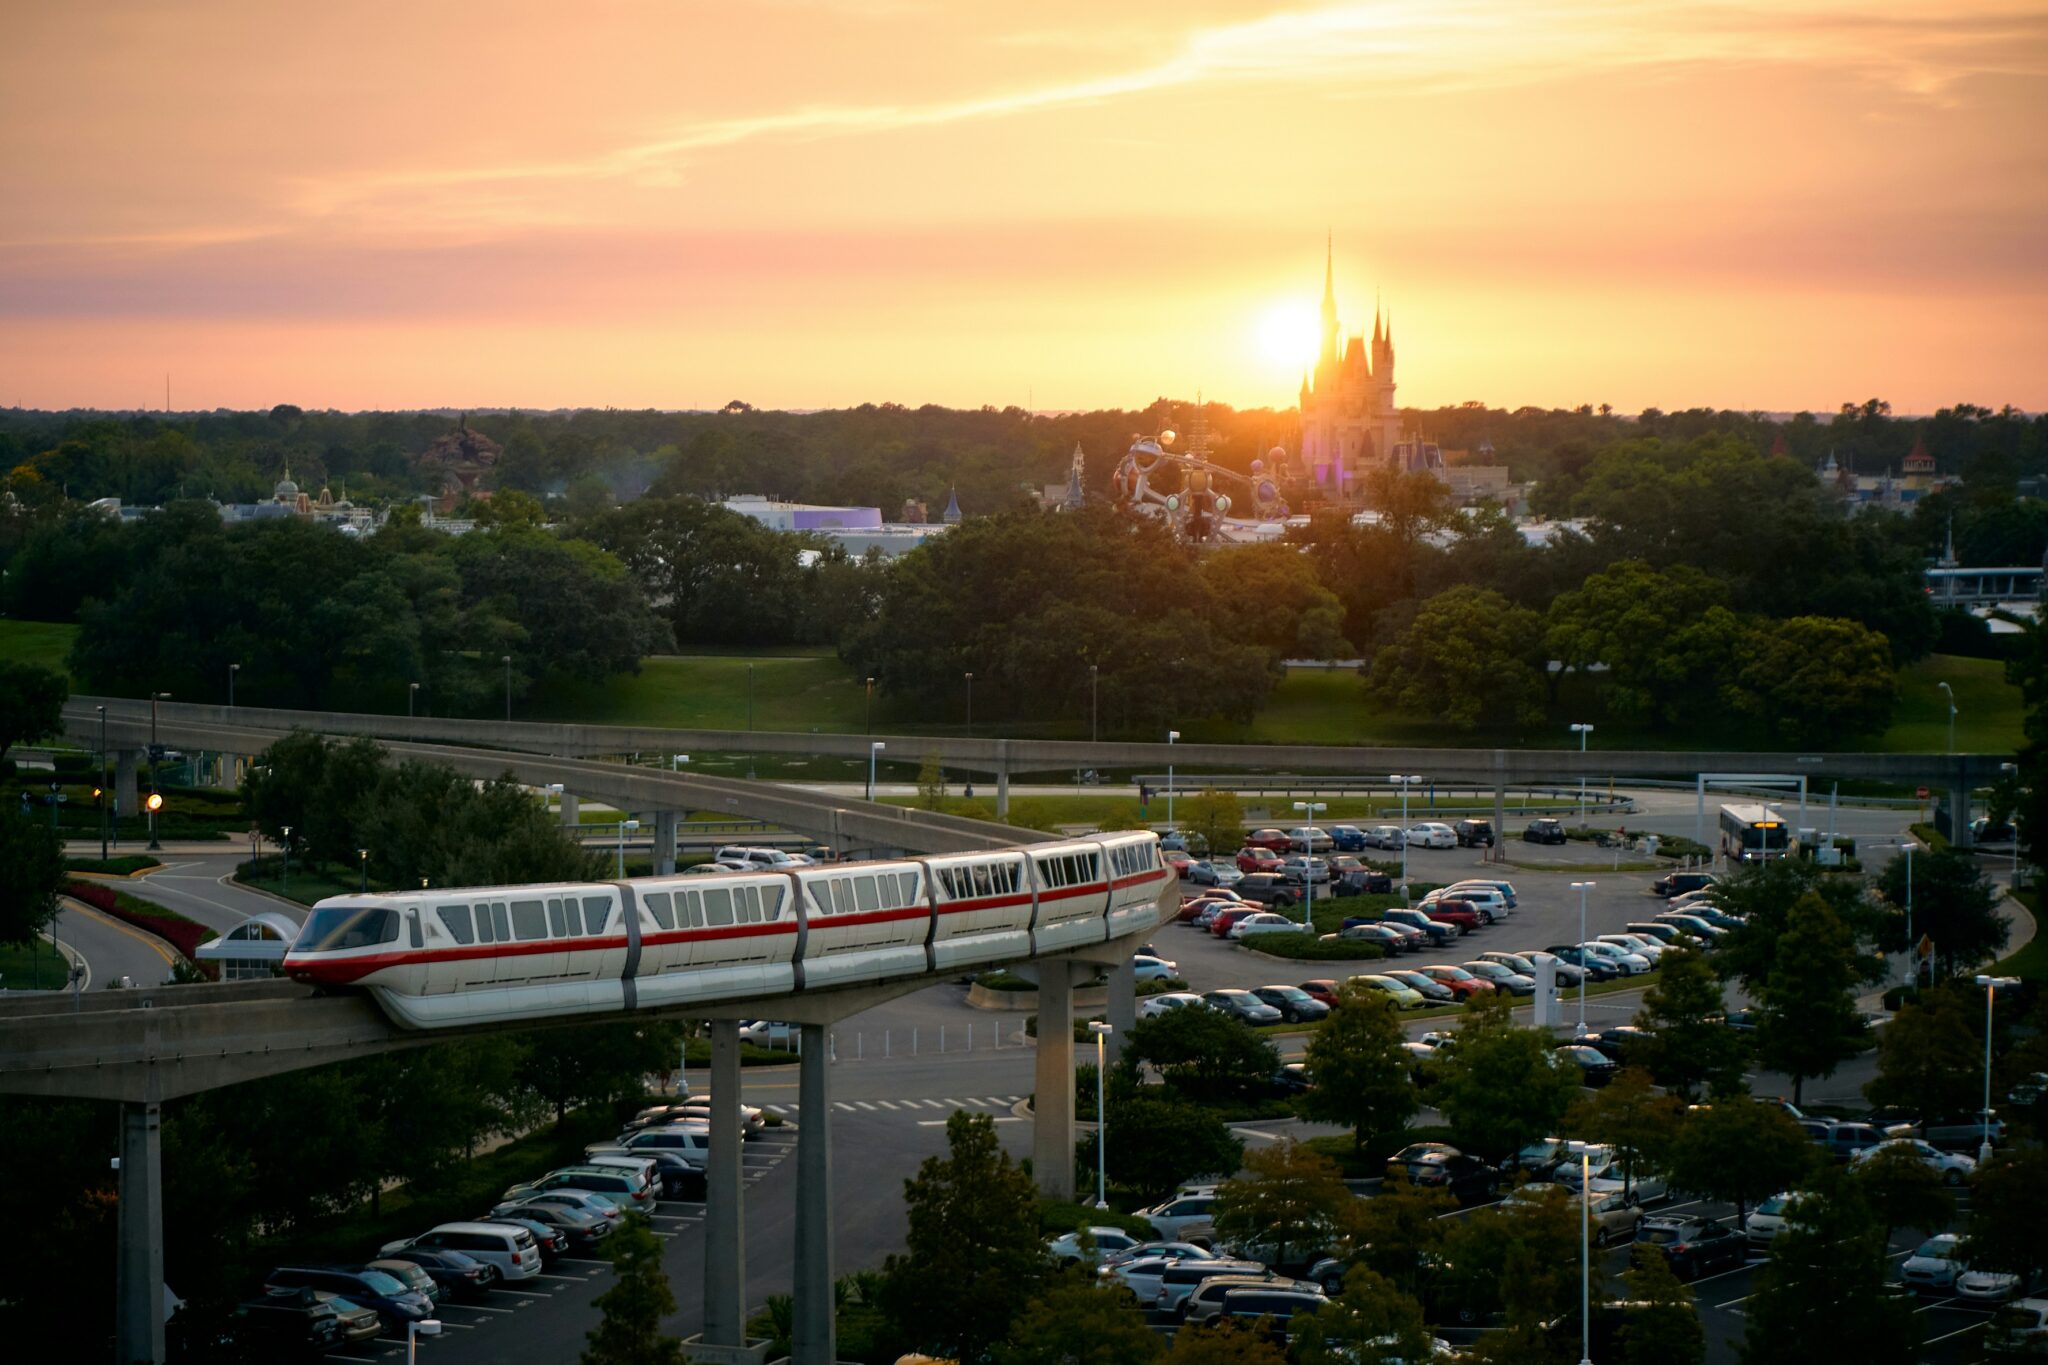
top-left (1317, 232), bottom-right (1340, 375)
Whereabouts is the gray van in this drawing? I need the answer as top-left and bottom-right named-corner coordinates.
top-left (1154, 1260), bottom-right (1269, 1315)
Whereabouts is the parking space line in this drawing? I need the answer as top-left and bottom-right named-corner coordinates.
top-left (495, 1288), bottom-right (552, 1297)
top-left (434, 1321), bottom-right (477, 1329)
top-left (1924, 1319), bottom-right (1993, 1345)
top-left (443, 1304), bottom-right (516, 1315)
top-left (834, 1102), bottom-right (856, 1111)
top-left (535, 1272), bottom-right (585, 1281)
top-left (557, 1257), bottom-right (610, 1266)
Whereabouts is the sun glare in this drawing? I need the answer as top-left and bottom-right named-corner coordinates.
top-left (1254, 300), bottom-right (1320, 372)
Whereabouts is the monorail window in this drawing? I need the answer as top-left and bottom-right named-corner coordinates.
top-left (582, 897), bottom-right (611, 934)
top-left (734, 886), bottom-right (759, 924)
top-left (488, 902), bottom-right (511, 942)
top-left (764, 885), bottom-right (786, 920)
top-left (877, 875), bottom-right (901, 911)
top-left (677, 891), bottom-right (703, 929)
top-left (704, 887), bottom-right (735, 927)
top-left (546, 898), bottom-right (568, 937)
top-left (833, 880), bottom-right (857, 915)
top-left (299, 907), bottom-right (401, 952)
top-left (644, 892), bottom-right (675, 931)
top-left (409, 911), bottom-right (423, 949)
top-left (972, 864), bottom-right (993, 896)
top-left (511, 900), bottom-right (548, 941)
top-left (855, 877), bottom-right (881, 913)
top-left (437, 905), bottom-right (475, 945)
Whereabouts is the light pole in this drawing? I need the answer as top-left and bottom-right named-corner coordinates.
top-left (1570, 723), bottom-right (1594, 827)
top-left (408, 682), bottom-right (419, 719)
top-left (1294, 801), bottom-right (1326, 925)
top-left (2000, 762), bottom-right (2021, 891)
top-left (1089, 1021), bottom-right (1113, 1209)
top-left (501, 655), bottom-right (512, 722)
top-left (358, 848), bottom-right (369, 893)
top-left (97, 705), bottom-right (108, 861)
top-left (1089, 664), bottom-right (1099, 743)
top-left (1567, 1140), bottom-right (1595, 1365)
top-left (619, 817), bottom-right (641, 878)
top-left (1973, 975), bottom-right (2018, 1164)
top-left (1570, 881), bottom-right (1595, 1030)
top-left (281, 825), bottom-right (293, 897)
top-left (227, 662), bottom-right (239, 707)
top-left (1938, 681), bottom-right (1957, 755)
top-left (406, 1318), bottom-right (442, 1364)
top-left (1166, 730), bottom-right (1182, 828)
top-left (748, 663), bottom-right (755, 733)
top-left (864, 677), bottom-right (875, 736)
top-left (1391, 775), bottom-right (1423, 901)
top-left (868, 741), bottom-right (886, 802)
top-left (963, 672), bottom-right (976, 799)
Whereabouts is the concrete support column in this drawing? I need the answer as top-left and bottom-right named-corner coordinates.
top-left (703, 1021), bottom-right (745, 1346)
top-left (1104, 957), bottom-right (1136, 1067)
top-left (115, 1100), bottom-right (165, 1365)
top-left (792, 1024), bottom-right (836, 1365)
top-left (115, 749), bottom-right (140, 817)
top-left (1491, 778), bottom-right (1508, 866)
top-left (559, 793), bottom-right (580, 827)
top-left (654, 810), bottom-right (680, 877)
top-left (995, 739), bottom-right (1011, 820)
top-left (1951, 784), bottom-right (1973, 848)
top-left (1033, 962), bottom-right (1077, 1200)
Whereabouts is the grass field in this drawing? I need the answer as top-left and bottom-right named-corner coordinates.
top-left (0, 619), bottom-right (77, 677)
top-left (0, 940), bottom-right (73, 990)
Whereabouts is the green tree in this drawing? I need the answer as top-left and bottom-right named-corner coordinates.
top-left (915, 751), bottom-right (948, 811)
top-left (1710, 859), bottom-right (1882, 995)
top-left (0, 805), bottom-right (65, 945)
top-left (1434, 1186), bottom-right (1580, 1331)
top-left (1872, 847), bottom-right (2008, 980)
top-left (1739, 1178), bottom-right (1918, 1365)
top-left (1668, 1096), bottom-right (1816, 1223)
top-left (1564, 1067), bottom-right (1684, 1198)
top-left (1338, 1175), bottom-right (1454, 1298)
top-left (1179, 788), bottom-right (1246, 860)
top-left (1118, 1005), bottom-right (1280, 1107)
top-left (1753, 893), bottom-right (1873, 1104)
top-left (1429, 999), bottom-right (1583, 1162)
top-left (1300, 984), bottom-right (1420, 1152)
top-left (1544, 559), bottom-right (1739, 720)
top-left (1212, 1140), bottom-right (1352, 1268)
top-left (581, 1216), bottom-right (684, 1365)
top-left (1614, 1247), bottom-right (1705, 1365)
top-left (1733, 614), bottom-right (1897, 745)
top-left (1365, 584), bottom-right (1546, 731)
top-left (1162, 1318), bottom-right (1289, 1364)
top-left (994, 1281), bottom-right (1162, 1365)
top-left (516, 1021), bottom-right (680, 1129)
top-left (1077, 1093), bottom-right (1243, 1203)
top-left (1632, 946), bottom-right (1744, 1099)
top-left (879, 1111), bottom-right (1046, 1364)
top-left (0, 660), bottom-right (67, 769)
top-left (1290, 1267), bottom-right (1434, 1364)
top-left (1848, 1139), bottom-right (1954, 1244)
top-left (1864, 992), bottom-right (1982, 1120)
top-left (1963, 1147), bottom-right (2048, 1292)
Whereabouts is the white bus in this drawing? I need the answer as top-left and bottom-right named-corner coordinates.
top-left (1719, 804), bottom-right (1792, 862)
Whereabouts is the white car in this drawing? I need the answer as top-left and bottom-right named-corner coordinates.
top-left (1231, 913), bottom-right (1309, 939)
top-left (1437, 885), bottom-right (1511, 918)
top-left (1900, 1234), bottom-right (1966, 1292)
top-left (737, 1020), bottom-right (798, 1047)
top-left (1599, 932), bottom-right (1666, 963)
top-left (1851, 1137), bottom-right (1976, 1186)
top-left (1743, 1192), bottom-right (1814, 1246)
top-left (1987, 1298), bottom-right (2048, 1355)
top-left (1138, 1189), bottom-right (1221, 1242)
top-left (1191, 860), bottom-right (1244, 887)
top-left (1957, 1268), bottom-right (2028, 1303)
top-left (1046, 1226), bottom-right (1143, 1263)
top-left (1132, 955), bottom-right (1180, 982)
top-left (1138, 992), bottom-right (1206, 1019)
top-left (1449, 879), bottom-right (1518, 908)
top-left (1578, 941), bottom-right (1652, 975)
top-left (1405, 822), bottom-right (1457, 849)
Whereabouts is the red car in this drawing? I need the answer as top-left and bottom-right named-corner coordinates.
top-left (1243, 829), bottom-right (1294, 853)
top-left (1211, 907), bottom-right (1263, 937)
top-left (1237, 846), bottom-right (1286, 874)
top-left (1298, 980), bottom-right (1343, 1008)
top-left (1165, 852), bottom-right (1194, 879)
top-left (1178, 895), bottom-right (1238, 923)
top-left (1414, 964), bottom-right (1497, 1001)
top-left (1424, 901), bottom-right (1485, 932)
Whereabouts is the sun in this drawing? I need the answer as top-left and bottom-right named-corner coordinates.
top-left (1254, 299), bottom-right (1321, 372)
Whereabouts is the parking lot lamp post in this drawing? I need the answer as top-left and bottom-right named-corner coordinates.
top-left (1294, 801), bottom-right (1327, 925)
top-left (1390, 775), bottom-right (1422, 901)
top-left (227, 661), bottom-right (238, 707)
top-left (2000, 763), bottom-right (2021, 891)
top-left (864, 676), bottom-right (875, 736)
top-left (868, 741), bottom-right (886, 803)
top-left (408, 681), bottom-right (418, 718)
top-left (281, 826), bottom-right (292, 897)
top-left (1089, 1021), bottom-right (1114, 1209)
top-left (358, 848), bottom-right (368, 893)
top-left (1938, 681), bottom-right (1957, 755)
top-left (1566, 1141), bottom-right (1595, 1365)
top-left (1570, 724), bottom-right (1594, 827)
top-left (1974, 975), bottom-right (2019, 1163)
top-left (98, 705), bottom-right (108, 861)
top-left (501, 655), bottom-right (512, 722)
top-left (1167, 731), bottom-right (1181, 828)
top-left (1570, 881), bottom-right (1595, 1031)
top-left (407, 1319), bottom-right (442, 1364)
top-left (619, 818), bottom-right (640, 879)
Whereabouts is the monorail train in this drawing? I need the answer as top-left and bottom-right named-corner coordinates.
top-left (282, 832), bottom-right (1170, 1030)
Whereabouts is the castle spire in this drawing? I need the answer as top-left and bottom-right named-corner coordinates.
top-left (1317, 232), bottom-right (1340, 376)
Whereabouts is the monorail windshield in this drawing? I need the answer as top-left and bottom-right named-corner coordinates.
top-left (298, 907), bottom-right (401, 952)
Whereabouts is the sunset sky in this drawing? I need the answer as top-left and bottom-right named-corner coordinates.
top-left (2, 1), bottom-right (2044, 414)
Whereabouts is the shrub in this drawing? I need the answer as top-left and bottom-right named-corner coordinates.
top-left (1246, 935), bottom-right (1387, 962)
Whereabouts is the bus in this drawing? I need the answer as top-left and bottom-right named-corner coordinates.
top-left (1719, 804), bottom-right (1792, 862)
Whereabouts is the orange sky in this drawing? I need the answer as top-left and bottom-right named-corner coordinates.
top-left (2, 0), bottom-right (2044, 414)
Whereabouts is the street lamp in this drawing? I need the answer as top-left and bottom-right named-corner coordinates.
top-left (864, 676), bottom-right (875, 736)
top-left (1569, 881), bottom-right (1596, 1030)
top-left (281, 825), bottom-right (293, 897)
top-left (1570, 723), bottom-right (1594, 827)
top-left (2000, 762), bottom-right (2021, 892)
top-left (97, 705), bottom-right (108, 861)
top-left (358, 848), bottom-right (369, 893)
top-left (501, 655), bottom-right (512, 723)
top-left (1390, 775), bottom-right (1423, 901)
top-left (1294, 801), bottom-right (1327, 925)
top-left (1566, 1140), bottom-right (1597, 1365)
top-left (1938, 681), bottom-right (1957, 755)
top-left (868, 741), bottom-right (886, 802)
top-left (1088, 1021), bottom-right (1114, 1209)
top-left (408, 681), bottom-right (419, 719)
top-left (964, 671), bottom-right (974, 736)
top-left (228, 662), bottom-right (239, 707)
top-left (1089, 664), bottom-right (1099, 743)
top-left (618, 818), bottom-right (641, 878)
top-left (406, 1318), bottom-right (442, 1364)
top-left (1167, 731), bottom-right (1182, 828)
top-left (1973, 975), bottom-right (2019, 1164)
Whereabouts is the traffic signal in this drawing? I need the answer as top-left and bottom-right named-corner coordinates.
top-left (92, 787), bottom-right (104, 803)
top-left (144, 793), bottom-right (165, 813)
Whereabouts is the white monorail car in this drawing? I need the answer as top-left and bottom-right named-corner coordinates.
top-left (282, 833), bottom-right (1170, 1030)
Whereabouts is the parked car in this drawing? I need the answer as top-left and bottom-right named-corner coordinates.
top-left (738, 1020), bottom-right (799, 1047)
top-left (1203, 989), bottom-right (1285, 1025)
top-left (1046, 1226), bottom-right (1144, 1262)
top-left (498, 1187), bottom-right (626, 1224)
top-left (1235, 874), bottom-right (1300, 909)
top-left (1231, 912), bottom-right (1309, 939)
top-left (1405, 822), bottom-right (1458, 849)
top-left (1244, 828), bottom-right (1295, 852)
top-left (1344, 915), bottom-right (1424, 949)
top-left (1652, 871), bottom-right (1719, 898)
top-left (1101, 1240), bottom-right (1216, 1272)
top-left (1852, 1137), bottom-right (1976, 1186)
top-left (1983, 1297), bottom-right (2048, 1356)
top-left (1576, 941), bottom-right (1652, 975)
top-left (1900, 1234), bottom-right (1967, 1292)
top-left (263, 1267), bottom-right (433, 1331)
top-left (503, 1164), bottom-right (654, 1209)
top-left (1209, 906), bottom-right (1264, 936)
top-left (221, 1289), bottom-right (357, 1357)
top-left (1555, 1045), bottom-right (1620, 1087)
top-left (1383, 908), bottom-right (1458, 943)
top-left (373, 1247), bottom-right (496, 1300)
top-left (1413, 964), bottom-right (1496, 1000)
top-left (1132, 954), bottom-right (1181, 982)
top-left (1958, 1269), bottom-right (2032, 1304)
top-left (486, 1213), bottom-right (568, 1261)
top-left (1287, 826), bottom-right (1336, 853)
top-left (1400, 1151), bottom-right (1501, 1204)
top-left (1137, 992), bottom-right (1206, 1019)
top-left (1506, 1184), bottom-right (1641, 1246)
top-left (1352, 974), bottom-right (1428, 1009)
top-left (1330, 859), bottom-right (1395, 896)
top-left (1599, 932), bottom-right (1667, 963)
top-left (380, 1222), bottom-right (542, 1281)
top-left (1650, 913), bottom-right (1725, 942)
top-left (1818, 1121), bottom-right (1898, 1162)
top-left (584, 1147), bottom-right (696, 1199)
top-left (1279, 855), bottom-right (1333, 884)
top-left (1569, 1027), bottom-right (1653, 1065)
top-left (1252, 985), bottom-right (1331, 1023)
top-left (1508, 950), bottom-right (1587, 987)
top-left (1189, 859), bottom-right (1244, 887)
top-left (1384, 969), bottom-right (1457, 1003)
top-left (1427, 885), bottom-right (1510, 920)
top-left (1297, 979), bottom-right (1342, 1007)
top-left (1543, 945), bottom-right (1619, 981)
top-left (1367, 824), bottom-right (1406, 849)
top-left (363, 1259), bottom-right (444, 1307)
top-left (1210, 1283), bottom-right (1331, 1332)
top-left (1329, 825), bottom-right (1371, 852)
top-left (1523, 819), bottom-right (1568, 845)
top-left (1743, 1192), bottom-right (1814, 1247)
top-left (1164, 852), bottom-right (1195, 879)
top-left (1235, 847), bottom-right (1287, 875)
top-left (619, 1126), bottom-right (713, 1172)
top-left (1331, 922), bottom-right (1411, 954)
top-left (1265, 1063), bottom-right (1313, 1096)
top-left (1452, 878), bottom-right (1519, 907)
top-left (1454, 819), bottom-right (1496, 847)
top-left (1137, 1191), bottom-right (1224, 1243)
top-left (1923, 1116), bottom-right (2008, 1151)
top-left (1422, 901), bottom-right (1486, 932)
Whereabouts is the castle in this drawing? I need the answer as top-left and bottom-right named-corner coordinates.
top-left (1296, 240), bottom-right (1438, 492)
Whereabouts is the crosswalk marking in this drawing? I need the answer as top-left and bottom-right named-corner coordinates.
top-left (873, 1100), bottom-right (899, 1110)
top-left (833, 1101), bottom-right (856, 1111)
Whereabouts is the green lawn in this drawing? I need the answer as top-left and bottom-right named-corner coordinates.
top-left (1875, 654), bottom-right (2027, 754)
top-left (0, 619), bottom-right (77, 678)
top-left (0, 940), bottom-right (73, 990)
top-left (1993, 888), bottom-right (2044, 981)
top-left (528, 652), bottom-right (872, 732)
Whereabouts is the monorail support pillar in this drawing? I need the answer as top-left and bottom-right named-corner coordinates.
top-left (1950, 783), bottom-right (1973, 849)
top-left (559, 793), bottom-right (579, 827)
top-left (1033, 962), bottom-right (1077, 1200)
top-left (116, 748), bottom-right (140, 820)
top-left (792, 1023), bottom-right (836, 1365)
top-left (654, 810), bottom-right (679, 877)
top-left (1491, 760), bottom-right (1508, 865)
top-left (1105, 957), bottom-right (1135, 1067)
top-left (114, 1099), bottom-right (165, 1365)
top-left (995, 739), bottom-right (1011, 820)
top-left (703, 1020), bottom-right (746, 1347)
